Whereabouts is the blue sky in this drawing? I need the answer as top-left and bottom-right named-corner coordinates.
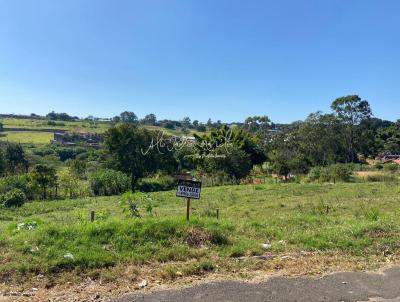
top-left (0, 0), bottom-right (399, 123)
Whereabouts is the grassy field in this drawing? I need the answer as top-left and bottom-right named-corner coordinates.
top-left (0, 131), bottom-right (54, 144)
top-left (1, 117), bottom-right (110, 133)
top-left (1, 181), bottom-right (400, 285)
top-left (1, 118), bottom-right (202, 137)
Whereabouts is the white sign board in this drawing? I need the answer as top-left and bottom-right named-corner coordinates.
top-left (176, 180), bottom-right (202, 199)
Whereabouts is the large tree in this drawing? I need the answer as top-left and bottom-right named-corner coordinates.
top-left (119, 111), bottom-right (138, 124)
top-left (142, 114), bottom-right (157, 125)
top-left (4, 143), bottom-right (28, 174)
top-left (104, 124), bottom-right (177, 189)
top-left (296, 112), bottom-right (347, 166)
top-left (331, 95), bottom-right (372, 162)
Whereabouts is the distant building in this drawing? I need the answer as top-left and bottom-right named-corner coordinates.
top-left (51, 132), bottom-right (102, 148)
top-left (378, 153), bottom-right (400, 165)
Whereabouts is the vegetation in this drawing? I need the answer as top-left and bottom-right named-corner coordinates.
top-left (0, 182), bottom-right (400, 279)
top-left (0, 96), bottom-right (400, 290)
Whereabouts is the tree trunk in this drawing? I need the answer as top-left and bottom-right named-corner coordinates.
top-left (131, 173), bottom-right (138, 191)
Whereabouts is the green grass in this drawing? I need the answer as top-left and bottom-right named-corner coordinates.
top-left (1, 182), bottom-right (400, 277)
top-left (2, 118), bottom-right (110, 133)
top-left (0, 131), bottom-right (54, 144)
top-left (2, 118), bottom-right (204, 137)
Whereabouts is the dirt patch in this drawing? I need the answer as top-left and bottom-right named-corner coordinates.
top-left (185, 228), bottom-right (212, 247)
top-left (354, 171), bottom-right (383, 177)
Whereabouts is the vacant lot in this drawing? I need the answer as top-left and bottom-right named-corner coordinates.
top-left (1, 181), bottom-right (400, 289)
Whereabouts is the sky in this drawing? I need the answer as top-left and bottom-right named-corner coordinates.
top-left (0, 0), bottom-right (399, 123)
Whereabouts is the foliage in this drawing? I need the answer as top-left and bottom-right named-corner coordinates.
top-left (0, 188), bottom-right (26, 207)
top-left (2, 182), bottom-right (400, 277)
top-left (58, 169), bottom-right (89, 199)
top-left (136, 175), bottom-right (175, 192)
top-left (46, 111), bottom-right (78, 121)
top-left (30, 164), bottom-right (57, 199)
top-left (3, 143), bottom-right (29, 174)
top-left (89, 169), bottom-right (130, 196)
top-left (104, 124), bottom-right (177, 188)
top-left (0, 174), bottom-right (33, 200)
top-left (307, 164), bottom-right (353, 182)
top-left (331, 95), bottom-right (372, 162)
top-left (194, 125), bottom-right (265, 180)
top-left (118, 111), bottom-right (138, 124)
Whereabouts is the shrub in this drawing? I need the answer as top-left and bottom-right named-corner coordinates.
top-left (366, 174), bottom-right (397, 183)
top-left (1, 188), bottom-right (27, 207)
top-left (0, 174), bottom-right (34, 200)
top-left (307, 164), bottom-right (353, 183)
top-left (383, 163), bottom-right (399, 173)
top-left (89, 169), bottom-right (130, 196)
top-left (136, 175), bottom-right (175, 192)
top-left (308, 167), bottom-right (322, 181)
top-left (330, 164), bottom-right (353, 182)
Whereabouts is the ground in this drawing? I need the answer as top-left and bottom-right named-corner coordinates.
top-left (0, 181), bottom-right (400, 301)
top-left (113, 266), bottom-right (400, 302)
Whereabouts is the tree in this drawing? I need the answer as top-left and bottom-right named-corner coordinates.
top-left (58, 169), bottom-right (80, 199)
top-left (202, 145), bottom-right (252, 182)
top-left (46, 111), bottom-right (78, 121)
top-left (0, 121), bottom-right (3, 132)
top-left (30, 164), bottom-right (57, 199)
top-left (119, 111), bottom-right (138, 124)
top-left (181, 117), bottom-right (191, 128)
top-left (357, 118), bottom-right (394, 158)
top-left (194, 125), bottom-right (266, 167)
top-left (67, 159), bottom-right (87, 179)
top-left (376, 124), bottom-right (400, 154)
top-left (244, 115), bottom-right (271, 136)
top-left (296, 112), bottom-right (347, 166)
top-left (142, 114), bottom-right (157, 125)
top-left (104, 124), bottom-right (177, 189)
top-left (0, 147), bottom-right (5, 176)
top-left (4, 143), bottom-right (28, 174)
top-left (331, 95), bottom-right (372, 162)
top-left (112, 115), bottom-right (121, 123)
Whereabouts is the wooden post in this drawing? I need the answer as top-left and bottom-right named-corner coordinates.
top-left (186, 198), bottom-right (191, 221)
top-left (91, 211), bottom-right (95, 222)
top-left (216, 208), bottom-right (220, 220)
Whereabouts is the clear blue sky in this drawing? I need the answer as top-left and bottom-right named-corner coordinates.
top-left (0, 0), bottom-right (399, 123)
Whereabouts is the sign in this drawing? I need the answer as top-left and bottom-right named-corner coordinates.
top-left (176, 179), bottom-right (202, 199)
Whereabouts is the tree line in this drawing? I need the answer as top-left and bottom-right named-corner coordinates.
top-left (1, 94), bottom-right (399, 208)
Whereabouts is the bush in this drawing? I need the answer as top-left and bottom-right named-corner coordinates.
top-left (366, 174), bottom-right (397, 183)
top-left (308, 167), bottom-right (321, 181)
top-left (1, 188), bottom-right (27, 207)
top-left (47, 121), bottom-right (65, 127)
top-left (89, 169), bottom-right (130, 196)
top-left (0, 174), bottom-right (34, 200)
top-left (383, 163), bottom-right (399, 173)
top-left (56, 147), bottom-right (87, 161)
top-left (307, 164), bottom-right (353, 183)
top-left (136, 176), bottom-right (175, 192)
top-left (330, 164), bottom-right (353, 182)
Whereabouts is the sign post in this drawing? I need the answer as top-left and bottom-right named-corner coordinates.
top-left (186, 198), bottom-right (191, 221)
top-left (176, 179), bottom-right (202, 221)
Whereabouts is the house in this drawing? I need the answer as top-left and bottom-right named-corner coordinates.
top-left (51, 132), bottom-right (102, 147)
top-left (378, 153), bottom-right (400, 165)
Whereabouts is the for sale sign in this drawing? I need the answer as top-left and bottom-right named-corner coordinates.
top-left (176, 179), bottom-right (202, 199)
